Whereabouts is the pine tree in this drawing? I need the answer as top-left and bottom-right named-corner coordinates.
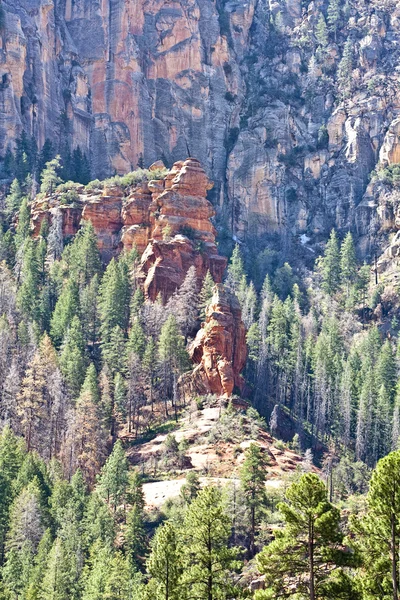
top-left (38, 139), bottom-right (55, 176)
top-left (373, 385), bottom-right (392, 462)
top-left (167, 266), bottom-right (199, 339)
top-left (40, 155), bottom-right (63, 195)
top-left (17, 238), bottom-right (41, 321)
top-left (180, 471), bottom-right (201, 505)
top-left (83, 492), bottom-right (115, 549)
top-left (131, 287), bottom-right (145, 321)
top-left (17, 350), bottom-right (48, 452)
top-left (242, 281), bottom-right (257, 328)
top-left (351, 450), bottom-right (400, 600)
top-left (61, 391), bottom-right (105, 485)
top-left (338, 38), bottom-right (353, 96)
top-left (199, 270), bottom-right (215, 320)
top-left (246, 322), bottom-right (261, 363)
top-left (327, 0), bottom-right (340, 38)
top-left (5, 480), bottom-right (45, 553)
top-left (125, 503), bottom-right (147, 570)
top-left (256, 473), bottom-right (356, 600)
top-left (47, 207), bottom-right (64, 263)
top-left (315, 13), bottom-right (329, 48)
top-left (66, 221), bottom-right (101, 287)
top-left (97, 440), bottom-right (129, 512)
top-left (340, 232), bottom-right (357, 295)
top-left (239, 443), bottom-right (267, 557)
top-left (80, 274), bottom-right (100, 349)
top-left (6, 178), bottom-right (24, 216)
top-left (376, 339), bottom-right (397, 403)
top-left (181, 486), bottom-right (240, 600)
top-left (146, 522), bottom-right (182, 600)
top-left (25, 527), bottom-right (53, 600)
top-left (15, 196), bottom-right (31, 250)
top-left (273, 263), bottom-right (295, 300)
top-left (320, 229), bottom-right (340, 295)
top-left (0, 427), bottom-right (24, 556)
top-left (50, 279), bottom-right (80, 347)
top-left (127, 318), bottom-right (146, 360)
top-left (81, 541), bottom-right (114, 600)
top-left (355, 364), bottom-right (375, 465)
top-left (226, 244), bottom-right (245, 294)
top-left (114, 372), bottom-right (127, 427)
top-left (99, 258), bottom-right (131, 345)
top-left (158, 315), bottom-right (190, 416)
top-left (40, 518), bottom-right (83, 600)
top-left (60, 315), bottom-right (87, 397)
top-left (81, 363), bottom-right (100, 404)
top-left (103, 551), bottom-right (136, 599)
top-left (3, 480), bottom-right (45, 598)
top-left (13, 452), bottom-right (52, 511)
top-left (71, 147), bottom-right (91, 185)
top-left (143, 338), bottom-right (157, 413)
top-left (102, 324), bottom-right (127, 375)
top-left (127, 470), bottom-right (145, 511)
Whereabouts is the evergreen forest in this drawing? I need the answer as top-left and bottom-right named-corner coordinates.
top-left (1, 136), bottom-right (400, 600)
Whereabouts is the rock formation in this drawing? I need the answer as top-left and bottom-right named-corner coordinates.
top-left (4, 0), bottom-right (400, 257)
top-left (31, 158), bottom-right (227, 298)
top-left (137, 158), bottom-right (227, 300)
top-left (179, 284), bottom-right (247, 399)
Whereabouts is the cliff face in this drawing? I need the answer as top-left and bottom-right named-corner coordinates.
top-left (3, 0), bottom-right (400, 254)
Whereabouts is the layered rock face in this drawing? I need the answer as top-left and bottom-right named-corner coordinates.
top-left (137, 158), bottom-right (227, 300)
top-left (180, 284), bottom-right (247, 398)
top-left (31, 158), bottom-right (227, 297)
top-left (4, 0), bottom-right (400, 255)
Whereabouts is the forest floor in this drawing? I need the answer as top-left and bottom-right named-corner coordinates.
top-left (127, 402), bottom-right (308, 508)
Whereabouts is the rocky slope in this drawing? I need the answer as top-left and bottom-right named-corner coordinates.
top-left (3, 0), bottom-right (400, 256)
top-left (127, 399), bottom-right (306, 508)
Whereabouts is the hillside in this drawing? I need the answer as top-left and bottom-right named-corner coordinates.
top-left (3, 0), bottom-right (400, 598)
top-left (128, 398), bottom-right (305, 508)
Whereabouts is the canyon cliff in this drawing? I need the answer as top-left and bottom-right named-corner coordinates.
top-left (2, 0), bottom-right (400, 257)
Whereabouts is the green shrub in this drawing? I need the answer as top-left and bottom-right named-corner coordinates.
top-left (273, 439), bottom-right (286, 451)
top-left (85, 179), bottom-right (103, 192)
top-left (317, 125), bottom-right (329, 150)
top-left (101, 167), bottom-right (168, 190)
top-left (373, 163), bottom-right (400, 187)
top-left (59, 189), bottom-right (79, 205)
top-left (56, 181), bottom-right (81, 194)
top-left (180, 225), bottom-right (196, 240)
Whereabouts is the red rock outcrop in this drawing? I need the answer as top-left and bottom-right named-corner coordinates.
top-left (30, 159), bottom-right (227, 299)
top-left (179, 284), bottom-right (247, 398)
top-left (137, 158), bottom-right (227, 301)
top-left (81, 186), bottom-right (123, 261)
top-left (31, 201), bottom-right (84, 238)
